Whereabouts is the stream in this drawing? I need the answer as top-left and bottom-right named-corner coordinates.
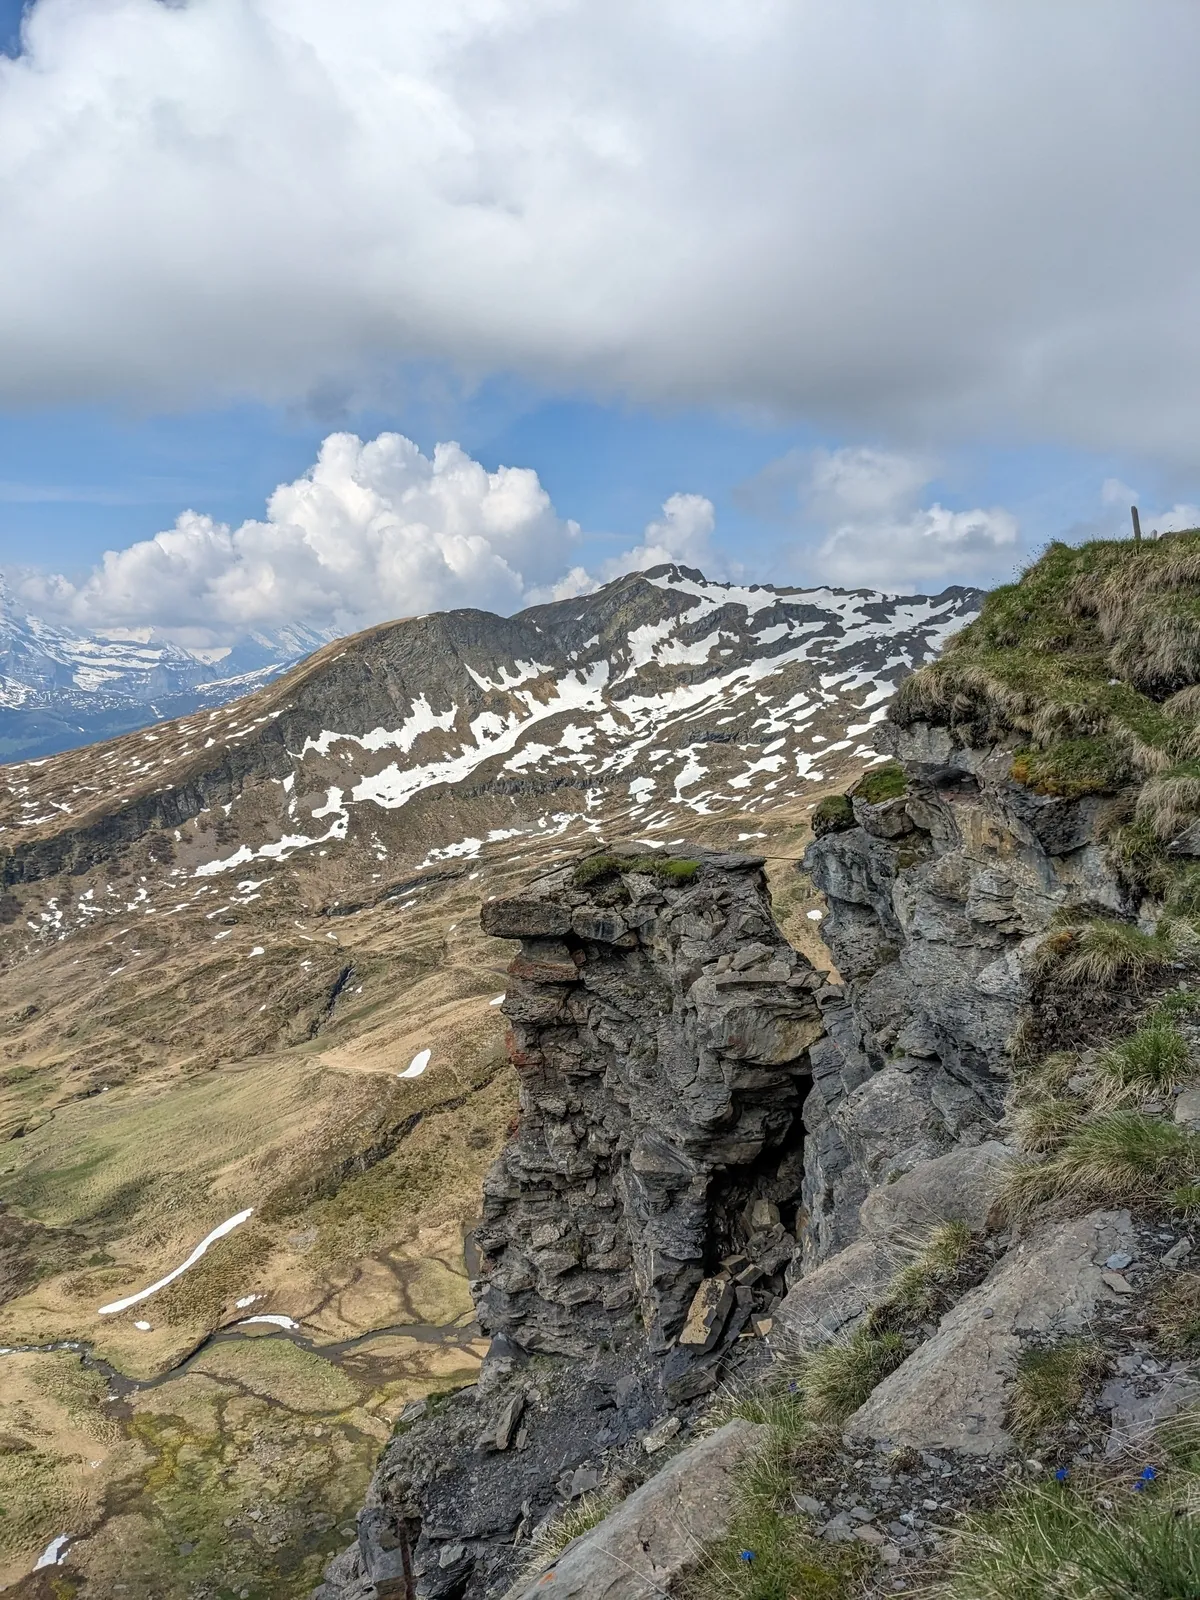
top-left (0, 1313), bottom-right (483, 1398)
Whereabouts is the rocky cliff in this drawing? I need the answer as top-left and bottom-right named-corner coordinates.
top-left (475, 852), bottom-right (823, 1360)
top-left (319, 533), bottom-right (1200, 1600)
top-left (315, 847), bottom-right (828, 1600)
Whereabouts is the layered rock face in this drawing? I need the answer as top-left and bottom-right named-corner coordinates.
top-left (314, 851), bottom-right (828, 1600)
top-left (476, 851), bottom-right (825, 1355)
top-left (780, 716), bottom-right (1130, 1329)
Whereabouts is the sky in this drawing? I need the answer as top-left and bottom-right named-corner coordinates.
top-left (2, 0), bottom-right (1200, 646)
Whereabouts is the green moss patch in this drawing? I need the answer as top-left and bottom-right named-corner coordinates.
top-left (852, 761), bottom-right (907, 805)
top-left (572, 853), bottom-right (699, 887)
top-left (810, 795), bottom-right (855, 838)
top-left (1010, 737), bottom-right (1131, 799)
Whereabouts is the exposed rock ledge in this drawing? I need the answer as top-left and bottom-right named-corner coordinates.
top-left (318, 715), bottom-right (1164, 1600)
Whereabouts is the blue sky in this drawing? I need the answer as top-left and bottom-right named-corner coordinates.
top-left (0, 390), bottom-right (1166, 589)
top-left (1, 2), bottom-right (1199, 643)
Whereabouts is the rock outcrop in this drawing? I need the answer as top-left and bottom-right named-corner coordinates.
top-left (475, 850), bottom-right (824, 1357)
top-left (315, 848), bottom-right (828, 1600)
top-left (792, 721), bottom-right (1131, 1276)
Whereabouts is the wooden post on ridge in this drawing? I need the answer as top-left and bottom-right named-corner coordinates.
top-left (1132, 505), bottom-right (1143, 541)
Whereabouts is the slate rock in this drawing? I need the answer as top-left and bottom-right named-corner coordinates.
top-left (844, 1209), bottom-right (1137, 1457)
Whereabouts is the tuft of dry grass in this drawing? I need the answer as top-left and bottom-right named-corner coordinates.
top-left (1151, 1272), bottom-right (1200, 1355)
top-left (1032, 917), bottom-right (1185, 989)
top-left (1012, 1097), bottom-right (1082, 1153)
top-left (1003, 1111), bottom-right (1200, 1219)
top-left (1008, 1338), bottom-right (1107, 1444)
top-left (520, 1489), bottom-right (621, 1579)
top-left (1136, 766), bottom-right (1200, 842)
top-left (885, 1220), bottom-right (978, 1322)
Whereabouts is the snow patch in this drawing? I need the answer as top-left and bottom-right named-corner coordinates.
top-left (98, 1209), bottom-right (254, 1315)
top-left (398, 1048), bottom-right (431, 1079)
top-left (33, 1536), bottom-right (71, 1571)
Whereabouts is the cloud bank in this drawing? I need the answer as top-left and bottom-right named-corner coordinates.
top-left (2, 2), bottom-right (1200, 463)
top-left (17, 432), bottom-right (718, 644)
top-left (804, 448), bottom-right (1019, 590)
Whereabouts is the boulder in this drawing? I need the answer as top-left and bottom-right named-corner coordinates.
top-left (844, 1209), bottom-right (1137, 1457)
top-left (482, 898), bottom-right (573, 940)
top-left (510, 1420), bottom-right (764, 1600)
top-left (775, 1142), bottom-right (1010, 1349)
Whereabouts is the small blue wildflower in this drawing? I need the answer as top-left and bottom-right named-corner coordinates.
top-left (1055, 1467), bottom-right (1069, 1482)
top-left (739, 1551), bottom-right (755, 1563)
top-left (1142, 1466), bottom-right (1157, 1481)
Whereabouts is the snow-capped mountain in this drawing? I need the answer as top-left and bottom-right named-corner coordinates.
top-left (0, 576), bottom-right (329, 760)
top-left (0, 565), bottom-right (982, 920)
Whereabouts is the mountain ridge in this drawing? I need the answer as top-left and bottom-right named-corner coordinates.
top-left (0, 565), bottom-right (982, 903)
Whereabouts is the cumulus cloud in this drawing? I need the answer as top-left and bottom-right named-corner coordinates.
top-left (531, 491), bottom-right (723, 604)
top-left (2, 3), bottom-right (1200, 462)
top-left (16, 431), bottom-right (716, 643)
top-left (779, 447), bottom-right (1020, 591)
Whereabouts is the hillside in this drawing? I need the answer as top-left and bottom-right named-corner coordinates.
top-left (0, 564), bottom-right (979, 1598)
top-left (318, 532), bottom-right (1200, 1600)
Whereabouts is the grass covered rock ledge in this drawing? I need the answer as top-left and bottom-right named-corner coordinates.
top-left (690, 532), bottom-right (1200, 1598)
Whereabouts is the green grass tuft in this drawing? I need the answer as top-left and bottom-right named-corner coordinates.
top-left (683, 1402), bottom-right (865, 1600)
top-left (1107, 817), bottom-right (1178, 899)
top-left (852, 761), bottom-right (907, 805)
top-left (934, 1480), bottom-right (1200, 1600)
top-left (1096, 1020), bottom-right (1193, 1103)
top-left (1008, 1339), bottom-right (1107, 1444)
top-left (799, 1327), bottom-right (909, 1423)
top-left (1003, 1111), bottom-right (1200, 1218)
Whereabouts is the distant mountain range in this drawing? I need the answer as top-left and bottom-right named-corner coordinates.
top-left (0, 577), bottom-right (330, 760)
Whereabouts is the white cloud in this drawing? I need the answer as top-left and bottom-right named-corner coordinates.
top-left (790, 447), bottom-right (1019, 591)
top-left (604, 493), bottom-right (722, 578)
top-left (15, 431), bottom-right (714, 642)
top-left (2, 3), bottom-right (1200, 463)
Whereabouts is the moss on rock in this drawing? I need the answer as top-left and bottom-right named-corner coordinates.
top-left (811, 794), bottom-right (856, 838)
